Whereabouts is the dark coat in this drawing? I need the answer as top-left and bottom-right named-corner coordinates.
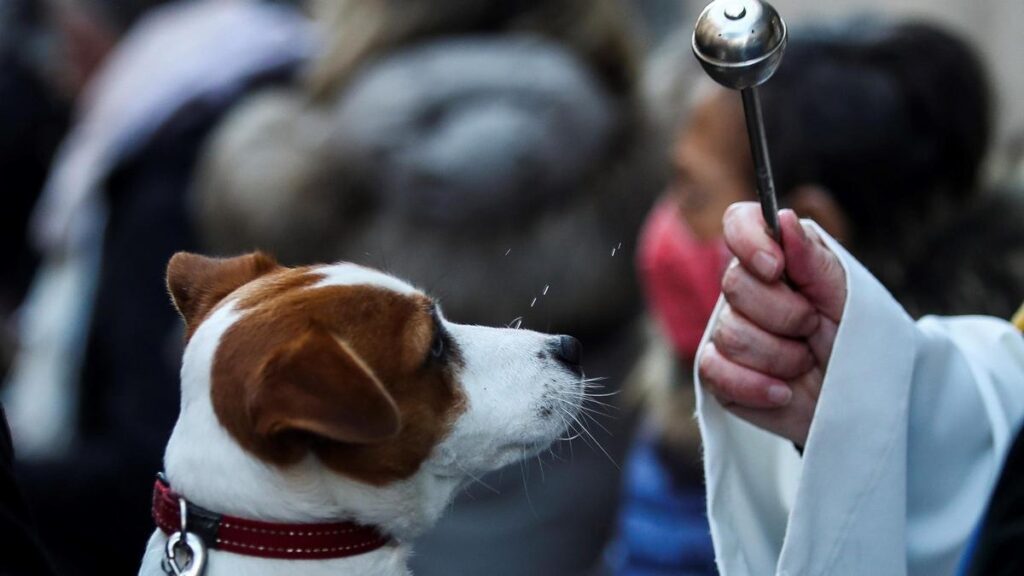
top-left (0, 405), bottom-right (58, 576)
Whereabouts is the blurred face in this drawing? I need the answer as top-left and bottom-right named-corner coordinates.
top-left (636, 88), bottom-right (755, 359)
top-left (669, 88), bottom-right (753, 241)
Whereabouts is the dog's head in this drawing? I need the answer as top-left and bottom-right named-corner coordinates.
top-left (166, 251), bottom-right (585, 492)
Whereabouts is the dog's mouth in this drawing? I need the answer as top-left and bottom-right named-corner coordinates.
top-left (495, 438), bottom-right (554, 462)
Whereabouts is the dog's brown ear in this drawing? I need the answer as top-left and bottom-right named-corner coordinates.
top-left (166, 251), bottom-right (279, 332)
top-left (250, 327), bottom-right (402, 446)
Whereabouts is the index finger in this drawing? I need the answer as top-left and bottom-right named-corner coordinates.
top-left (722, 202), bottom-right (785, 283)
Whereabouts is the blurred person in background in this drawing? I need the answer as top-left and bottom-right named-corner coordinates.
top-left (192, 0), bottom-right (662, 573)
top-left (0, 0), bottom-right (69, 380)
top-left (2, 0), bottom-right (311, 573)
top-left (1, 402), bottom-right (58, 575)
top-left (0, 2), bottom-right (67, 573)
top-left (608, 20), bottom-right (1024, 575)
top-left (1008, 131), bottom-right (1024, 189)
top-left (303, 0), bottom-right (640, 101)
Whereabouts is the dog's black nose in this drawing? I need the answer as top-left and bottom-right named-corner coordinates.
top-left (550, 335), bottom-right (582, 372)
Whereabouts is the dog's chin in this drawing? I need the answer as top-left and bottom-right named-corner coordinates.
top-left (491, 415), bottom-right (577, 468)
top-left (485, 438), bottom-right (554, 470)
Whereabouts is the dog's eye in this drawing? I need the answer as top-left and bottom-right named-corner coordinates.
top-left (430, 331), bottom-right (446, 360)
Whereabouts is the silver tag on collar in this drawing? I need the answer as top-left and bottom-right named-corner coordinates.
top-left (162, 531), bottom-right (207, 576)
top-left (161, 496), bottom-right (207, 576)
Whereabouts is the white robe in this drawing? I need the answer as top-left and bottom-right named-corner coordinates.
top-left (696, 224), bottom-right (1024, 576)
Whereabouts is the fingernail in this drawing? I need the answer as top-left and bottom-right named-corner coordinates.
top-left (752, 251), bottom-right (779, 279)
top-left (787, 211), bottom-right (809, 243)
top-left (768, 385), bottom-right (792, 406)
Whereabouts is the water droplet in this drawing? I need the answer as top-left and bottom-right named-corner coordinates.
top-left (505, 249), bottom-right (511, 256)
top-left (542, 285), bottom-right (549, 296)
top-left (617, 242), bottom-right (623, 250)
top-left (530, 297), bottom-right (538, 308)
top-left (611, 248), bottom-right (617, 257)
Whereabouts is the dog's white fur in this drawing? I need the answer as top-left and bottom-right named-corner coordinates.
top-left (139, 264), bottom-right (583, 575)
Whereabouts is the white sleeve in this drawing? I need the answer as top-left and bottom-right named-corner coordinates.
top-left (695, 222), bottom-right (1024, 576)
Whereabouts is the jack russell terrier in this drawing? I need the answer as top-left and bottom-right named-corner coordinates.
top-left (139, 251), bottom-right (587, 575)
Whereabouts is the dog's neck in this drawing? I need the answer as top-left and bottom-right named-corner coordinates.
top-left (156, 304), bottom-right (465, 574)
top-left (160, 418), bottom-right (462, 576)
top-left (163, 430), bottom-right (464, 540)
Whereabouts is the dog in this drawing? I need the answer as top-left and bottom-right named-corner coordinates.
top-left (138, 251), bottom-right (586, 575)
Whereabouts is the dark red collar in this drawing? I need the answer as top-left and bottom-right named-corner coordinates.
top-left (152, 476), bottom-right (392, 560)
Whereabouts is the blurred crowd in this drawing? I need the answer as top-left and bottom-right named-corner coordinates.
top-left (1, 0), bottom-right (1023, 575)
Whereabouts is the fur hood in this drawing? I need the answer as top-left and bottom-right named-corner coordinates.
top-left (195, 36), bottom-right (662, 335)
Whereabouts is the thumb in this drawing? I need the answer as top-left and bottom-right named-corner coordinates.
top-left (779, 210), bottom-right (847, 323)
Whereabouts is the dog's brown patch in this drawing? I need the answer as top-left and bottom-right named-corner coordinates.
top-left (206, 264), bottom-right (466, 486)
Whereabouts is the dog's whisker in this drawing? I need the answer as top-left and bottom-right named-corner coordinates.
top-left (553, 407), bottom-right (572, 437)
top-left (546, 445), bottom-right (565, 463)
top-left (579, 394), bottom-right (616, 407)
top-left (585, 397), bottom-right (614, 409)
top-left (554, 406), bottom-right (584, 439)
top-left (576, 410), bottom-right (613, 436)
top-left (581, 389), bottom-right (622, 398)
top-left (572, 413), bottom-right (619, 469)
top-left (550, 404), bottom-right (583, 443)
top-left (558, 393), bottom-right (620, 413)
top-left (582, 388), bottom-right (616, 398)
top-left (571, 385), bottom-right (621, 397)
top-left (519, 449), bottom-right (539, 519)
top-left (550, 403), bottom-right (586, 464)
top-left (568, 393), bottom-right (621, 410)
top-left (577, 407), bottom-right (608, 427)
top-left (552, 396), bottom-right (611, 419)
top-left (555, 409), bottom-right (578, 462)
top-left (453, 462), bottom-right (501, 496)
top-left (576, 405), bottom-right (615, 424)
top-left (559, 389), bottom-right (619, 403)
top-left (560, 408), bottom-right (596, 451)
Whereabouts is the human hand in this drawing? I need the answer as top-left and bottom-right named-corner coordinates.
top-left (698, 202), bottom-right (847, 446)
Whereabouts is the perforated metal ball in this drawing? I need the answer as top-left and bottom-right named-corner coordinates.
top-left (692, 0), bottom-right (787, 89)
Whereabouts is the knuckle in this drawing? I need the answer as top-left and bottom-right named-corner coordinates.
top-left (697, 346), bottom-right (717, 380)
top-left (720, 267), bottom-right (743, 301)
top-left (779, 304), bottom-right (815, 335)
top-left (821, 252), bottom-right (843, 286)
top-left (800, 348), bottom-right (816, 372)
top-left (714, 318), bottom-right (747, 358)
top-left (698, 348), bottom-right (729, 401)
top-left (778, 345), bottom-right (812, 378)
top-left (812, 252), bottom-right (833, 279)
